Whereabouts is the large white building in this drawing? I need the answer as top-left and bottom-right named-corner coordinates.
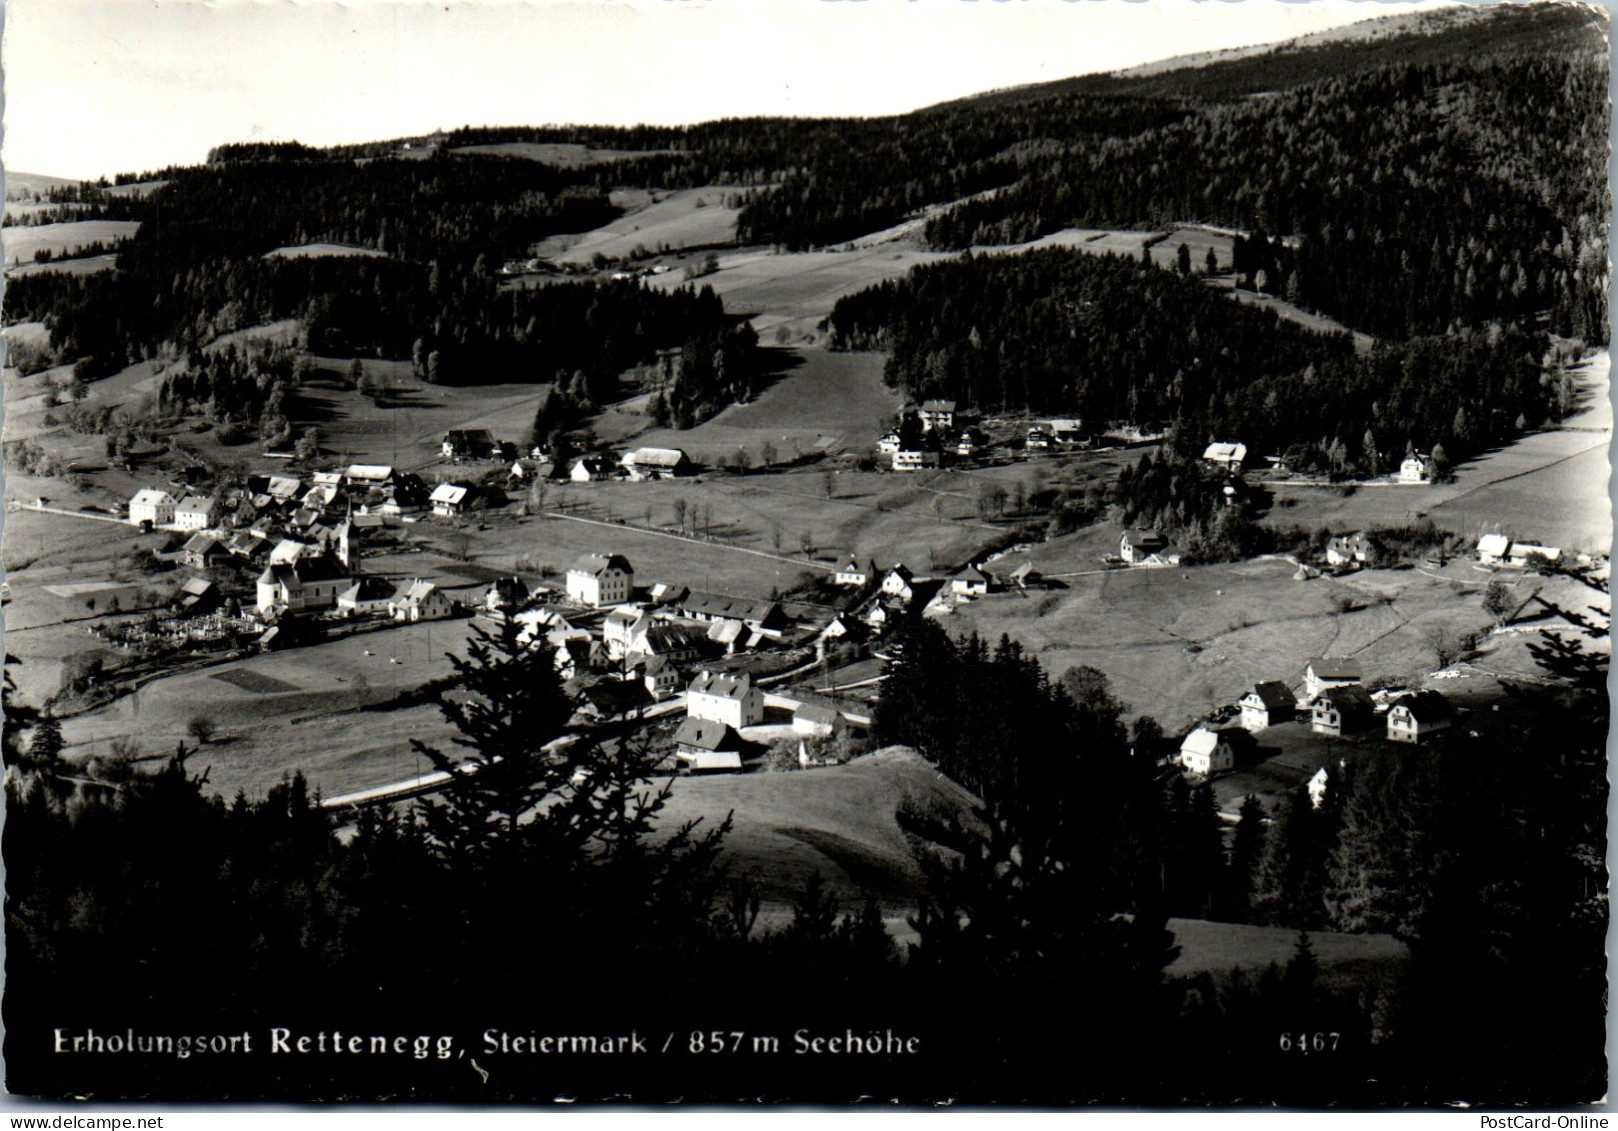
top-left (566, 553), bottom-right (634, 607)
top-left (173, 495), bottom-right (216, 531)
top-left (685, 671), bottom-right (764, 729)
top-left (128, 489), bottom-right (177, 528)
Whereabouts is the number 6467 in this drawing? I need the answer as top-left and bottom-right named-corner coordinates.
top-left (1279, 1032), bottom-right (1341, 1054)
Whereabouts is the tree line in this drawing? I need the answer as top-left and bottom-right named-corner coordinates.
top-left (829, 248), bottom-right (1561, 477)
top-left (870, 601), bottom-right (1607, 1104)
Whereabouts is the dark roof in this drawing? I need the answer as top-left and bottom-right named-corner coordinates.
top-left (259, 554), bottom-right (350, 587)
top-left (673, 717), bottom-right (742, 752)
top-left (571, 553), bottom-right (633, 576)
top-left (677, 590), bottom-right (783, 626)
top-left (1309, 656), bottom-right (1363, 681)
top-left (1246, 681), bottom-right (1296, 712)
top-left (1395, 690), bottom-right (1454, 724)
top-left (340, 576), bottom-right (395, 602)
top-left (643, 624), bottom-right (704, 653)
top-left (1315, 685), bottom-right (1376, 713)
top-left (1123, 529), bottom-right (1168, 550)
top-left (689, 671), bottom-right (753, 700)
top-left (184, 532), bottom-right (222, 552)
top-left (446, 428), bottom-right (495, 445)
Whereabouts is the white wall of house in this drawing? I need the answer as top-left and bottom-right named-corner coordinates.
top-left (566, 567), bottom-right (631, 607)
top-left (687, 688), bottom-right (763, 728)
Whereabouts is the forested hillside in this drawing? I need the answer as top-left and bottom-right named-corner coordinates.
top-left (4, 154), bottom-right (732, 389)
top-left (828, 249), bottom-right (1561, 475)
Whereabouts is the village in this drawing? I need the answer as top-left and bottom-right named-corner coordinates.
top-left (7, 385), bottom-right (1591, 823)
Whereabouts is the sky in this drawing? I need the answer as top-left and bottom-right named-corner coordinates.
top-left (3, 0), bottom-right (1471, 181)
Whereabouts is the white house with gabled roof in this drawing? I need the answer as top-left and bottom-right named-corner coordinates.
top-left (129, 488), bottom-right (177, 527)
top-left (686, 671), bottom-right (764, 729)
top-left (566, 553), bottom-right (633, 607)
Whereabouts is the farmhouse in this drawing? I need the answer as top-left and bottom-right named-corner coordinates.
top-left (512, 607), bottom-right (574, 648)
top-left (443, 429), bottom-right (497, 461)
top-left (881, 565), bottom-right (916, 604)
top-left (1387, 690), bottom-right (1455, 744)
top-left (1240, 681), bottom-right (1297, 731)
top-left (672, 718), bottom-right (744, 773)
top-left (570, 455), bottom-right (617, 483)
top-left (226, 531), bottom-right (269, 562)
top-left (430, 483), bottom-right (470, 517)
top-left (173, 577), bottom-right (221, 616)
top-left (893, 448), bottom-right (942, 472)
top-left (266, 476), bottom-right (303, 504)
top-left (1304, 656), bottom-right (1363, 700)
top-left (686, 671), bottom-right (764, 729)
top-left (1179, 727), bottom-right (1255, 776)
top-left (1326, 533), bottom-right (1374, 568)
top-left (1399, 453), bottom-right (1431, 484)
top-left (1048, 419), bottom-right (1087, 446)
top-left (630, 624), bottom-right (706, 666)
top-left (344, 464), bottom-right (395, 490)
top-left (255, 554), bottom-right (351, 616)
top-left (1026, 429), bottom-right (1052, 451)
top-left (792, 703), bottom-right (846, 739)
top-left (877, 432), bottom-right (902, 455)
top-left (621, 447), bottom-right (693, 480)
top-left (174, 495), bottom-right (217, 531)
top-left (1507, 542), bottom-right (1562, 568)
top-left (670, 590), bottom-right (787, 635)
top-left (129, 488), bottom-right (177, 528)
top-left (566, 553), bottom-right (634, 607)
top-left (951, 565), bottom-right (991, 597)
top-left (391, 579), bottom-right (453, 622)
top-left (1202, 442), bottom-right (1248, 470)
top-left (336, 576), bottom-right (396, 617)
top-left (271, 538), bottom-right (315, 566)
top-left (183, 533), bottom-right (230, 570)
top-left (485, 576), bottom-right (531, 616)
top-left (919, 399), bottom-right (957, 432)
top-left (1310, 685), bottom-right (1377, 737)
top-left (637, 654), bottom-right (682, 700)
top-left (552, 636), bottom-right (599, 680)
top-left (1009, 562), bottom-right (1044, 589)
top-left (1119, 529), bottom-right (1168, 564)
top-left (1477, 533), bottom-right (1512, 565)
top-left (835, 558), bottom-right (874, 587)
top-left (603, 606), bottom-right (654, 657)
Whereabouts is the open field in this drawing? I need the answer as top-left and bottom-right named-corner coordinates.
top-left (103, 180), bottom-right (169, 198)
top-left (3, 219), bottom-right (140, 266)
top-left (537, 185), bottom-right (744, 265)
top-left (3, 170), bottom-right (77, 196)
top-left (6, 253), bottom-right (118, 277)
top-left (633, 347), bottom-right (899, 461)
top-left (646, 241), bottom-right (952, 340)
top-left (648, 746), bottom-right (978, 915)
top-left (58, 617), bottom-right (485, 799)
top-left (1165, 917), bottom-right (1407, 988)
top-left (264, 243), bottom-right (388, 259)
top-left (951, 548), bottom-right (1512, 733)
top-left (1263, 350), bottom-right (1611, 553)
top-left (451, 142), bottom-right (676, 168)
